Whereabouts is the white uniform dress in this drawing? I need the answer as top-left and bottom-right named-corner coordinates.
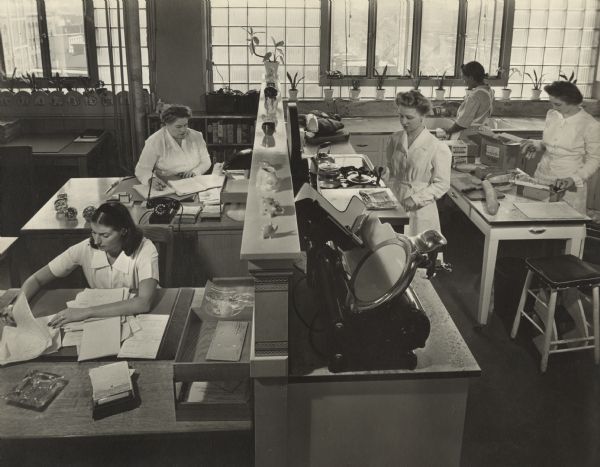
top-left (384, 129), bottom-right (452, 235)
top-left (48, 237), bottom-right (159, 290)
top-left (135, 127), bottom-right (212, 185)
top-left (532, 108), bottom-right (600, 214)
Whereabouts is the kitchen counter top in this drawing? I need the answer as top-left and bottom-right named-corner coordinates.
top-left (342, 116), bottom-right (546, 134)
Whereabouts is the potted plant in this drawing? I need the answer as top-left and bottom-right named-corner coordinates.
top-left (407, 69), bottom-right (422, 90)
top-left (286, 72), bottom-right (304, 101)
top-left (350, 79), bottom-right (361, 100)
top-left (244, 26), bottom-right (285, 82)
top-left (559, 71), bottom-right (578, 84)
top-left (498, 67), bottom-right (520, 100)
top-left (323, 70), bottom-right (343, 101)
top-left (374, 65), bottom-right (388, 100)
top-left (524, 69), bottom-right (544, 100)
top-left (435, 71), bottom-right (447, 100)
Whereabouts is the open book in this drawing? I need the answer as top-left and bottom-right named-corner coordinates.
top-left (167, 175), bottom-right (226, 196)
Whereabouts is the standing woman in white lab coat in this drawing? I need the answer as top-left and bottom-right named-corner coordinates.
top-left (445, 61), bottom-right (495, 139)
top-left (383, 90), bottom-right (452, 236)
top-left (521, 81), bottom-right (600, 214)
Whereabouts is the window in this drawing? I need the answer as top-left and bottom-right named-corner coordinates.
top-left (508, 0), bottom-right (599, 98)
top-left (0, 0), bottom-right (88, 78)
top-left (93, 0), bottom-right (150, 91)
top-left (323, 0), bottom-right (511, 98)
top-left (0, 0), bottom-right (150, 92)
top-left (209, 0), bottom-right (322, 99)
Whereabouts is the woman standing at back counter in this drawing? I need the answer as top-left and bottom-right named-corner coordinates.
top-left (135, 104), bottom-right (212, 190)
top-left (521, 80), bottom-right (600, 214)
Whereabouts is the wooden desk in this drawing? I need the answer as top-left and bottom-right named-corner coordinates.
top-left (0, 287), bottom-right (252, 439)
top-left (0, 132), bottom-right (106, 177)
top-left (448, 172), bottom-right (588, 325)
top-left (19, 178), bottom-right (247, 286)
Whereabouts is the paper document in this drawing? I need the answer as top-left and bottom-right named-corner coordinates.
top-left (78, 316), bottom-right (122, 361)
top-left (514, 201), bottom-right (585, 220)
top-left (89, 361), bottom-right (133, 402)
top-left (35, 314), bottom-right (62, 355)
top-left (62, 330), bottom-right (83, 348)
top-left (117, 314), bottom-right (169, 359)
top-left (0, 293), bottom-right (53, 365)
top-left (132, 184), bottom-right (176, 199)
top-left (68, 288), bottom-right (129, 308)
top-left (168, 175), bottom-right (225, 196)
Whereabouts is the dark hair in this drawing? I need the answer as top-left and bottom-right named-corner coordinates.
top-left (543, 80), bottom-right (583, 105)
top-left (395, 90), bottom-right (432, 116)
top-left (160, 104), bottom-right (192, 125)
top-left (89, 202), bottom-right (143, 256)
top-left (461, 61), bottom-right (486, 83)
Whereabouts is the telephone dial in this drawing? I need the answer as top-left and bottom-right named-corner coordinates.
top-left (147, 197), bottom-right (181, 224)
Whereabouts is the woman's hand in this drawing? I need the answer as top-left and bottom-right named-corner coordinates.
top-left (552, 177), bottom-right (575, 192)
top-left (0, 305), bottom-right (15, 326)
top-left (48, 308), bottom-right (90, 328)
top-left (402, 197), bottom-right (418, 212)
top-left (151, 177), bottom-right (168, 191)
top-left (520, 139), bottom-right (540, 159)
top-left (178, 170), bottom-right (197, 178)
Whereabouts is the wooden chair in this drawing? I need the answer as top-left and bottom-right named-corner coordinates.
top-left (0, 146), bottom-right (36, 236)
top-left (511, 254), bottom-right (600, 372)
top-left (141, 225), bottom-right (175, 288)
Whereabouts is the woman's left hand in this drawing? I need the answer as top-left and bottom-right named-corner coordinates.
top-left (48, 308), bottom-right (89, 328)
top-left (178, 170), bottom-right (197, 178)
top-left (553, 177), bottom-right (575, 192)
top-left (402, 197), bottom-right (418, 212)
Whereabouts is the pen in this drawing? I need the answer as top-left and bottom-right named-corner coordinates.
top-left (105, 178), bottom-right (122, 194)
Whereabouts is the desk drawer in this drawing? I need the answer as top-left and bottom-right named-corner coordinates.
top-left (448, 187), bottom-right (471, 214)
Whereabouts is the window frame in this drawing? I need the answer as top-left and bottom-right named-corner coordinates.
top-left (0, 0), bottom-right (98, 88)
top-left (319, 0), bottom-right (515, 89)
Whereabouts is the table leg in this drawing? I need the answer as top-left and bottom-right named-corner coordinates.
top-left (478, 232), bottom-right (499, 326)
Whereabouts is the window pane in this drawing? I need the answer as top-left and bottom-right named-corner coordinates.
top-left (330, 0), bottom-right (368, 75)
top-left (464, 0), bottom-right (505, 77)
top-left (45, 0), bottom-right (88, 76)
top-left (420, 0), bottom-right (458, 76)
top-left (375, 0), bottom-right (413, 76)
top-left (0, 0), bottom-right (43, 75)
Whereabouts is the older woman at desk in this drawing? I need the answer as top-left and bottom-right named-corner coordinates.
top-left (383, 90), bottom-right (452, 236)
top-left (20, 202), bottom-right (159, 327)
top-left (521, 80), bottom-right (600, 215)
top-left (135, 104), bottom-right (212, 190)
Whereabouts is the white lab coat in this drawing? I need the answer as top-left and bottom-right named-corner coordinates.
top-left (135, 127), bottom-right (212, 184)
top-left (454, 85), bottom-right (495, 141)
top-left (48, 238), bottom-right (159, 289)
top-left (533, 109), bottom-right (600, 214)
top-left (384, 129), bottom-right (452, 235)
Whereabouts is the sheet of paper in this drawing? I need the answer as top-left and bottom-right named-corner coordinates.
top-left (117, 314), bottom-right (169, 359)
top-left (132, 184), bottom-right (176, 199)
top-left (62, 330), bottom-right (83, 348)
top-left (168, 175), bottom-right (225, 196)
top-left (89, 361), bottom-right (133, 401)
top-left (35, 314), bottom-right (62, 355)
top-left (514, 201), bottom-right (585, 220)
top-left (0, 294), bottom-right (52, 365)
top-left (78, 316), bottom-right (122, 361)
top-left (70, 288), bottom-right (129, 308)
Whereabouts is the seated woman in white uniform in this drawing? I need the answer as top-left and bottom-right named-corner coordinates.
top-left (521, 80), bottom-right (600, 214)
top-left (21, 202), bottom-right (159, 328)
top-left (445, 61), bottom-right (495, 138)
top-left (135, 104), bottom-right (212, 190)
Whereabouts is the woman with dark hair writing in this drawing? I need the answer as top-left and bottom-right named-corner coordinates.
top-left (20, 202), bottom-right (159, 327)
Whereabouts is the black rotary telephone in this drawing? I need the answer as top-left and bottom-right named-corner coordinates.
top-left (146, 167), bottom-right (181, 224)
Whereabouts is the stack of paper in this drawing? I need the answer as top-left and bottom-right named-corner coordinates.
top-left (168, 175), bottom-right (225, 196)
top-left (132, 184), bottom-right (176, 199)
top-left (118, 314), bottom-right (169, 359)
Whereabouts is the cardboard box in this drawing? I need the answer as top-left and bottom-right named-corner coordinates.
top-left (479, 132), bottom-right (523, 170)
top-left (444, 139), bottom-right (478, 163)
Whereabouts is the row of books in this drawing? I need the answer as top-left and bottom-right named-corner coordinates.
top-left (206, 121), bottom-right (255, 145)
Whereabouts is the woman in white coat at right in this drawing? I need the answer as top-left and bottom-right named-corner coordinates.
top-left (521, 80), bottom-right (600, 214)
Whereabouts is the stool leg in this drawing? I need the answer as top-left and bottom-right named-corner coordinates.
top-left (511, 270), bottom-right (534, 339)
top-left (593, 287), bottom-right (599, 365)
top-left (541, 290), bottom-right (558, 373)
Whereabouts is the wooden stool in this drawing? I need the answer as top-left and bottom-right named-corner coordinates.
top-left (511, 255), bottom-right (600, 372)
